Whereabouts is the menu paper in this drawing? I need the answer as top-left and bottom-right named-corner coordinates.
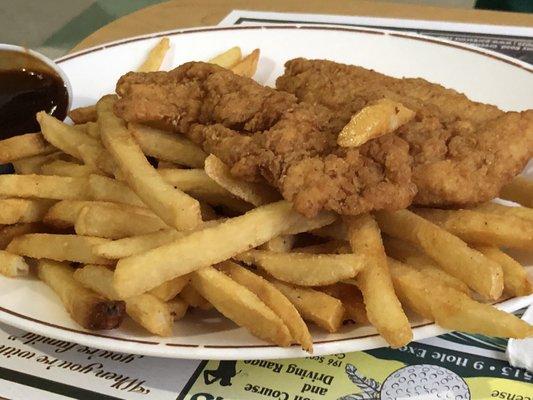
top-left (219, 10), bottom-right (533, 65)
top-left (2, 10), bottom-right (533, 400)
top-left (1, 320), bottom-right (532, 399)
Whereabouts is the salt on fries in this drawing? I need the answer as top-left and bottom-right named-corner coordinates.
top-left (0, 40), bottom-right (531, 353)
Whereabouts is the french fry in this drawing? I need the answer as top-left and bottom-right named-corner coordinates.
top-left (236, 250), bottom-right (365, 286)
top-left (311, 219), bottom-right (348, 241)
top-left (344, 214), bottom-right (412, 348)
top-left (44, 200), bottom-right (119, 228)
top-left (230, 49), bottom-right (260, 78)
top-left (37, 260), bottom-right (125, 330)
top-left (75, 204), bottom-right (168, 239)
top-left (77, 143), bottom-right (118, 177)
top-left (7, 233), bottom-right (112, 265)
top-left (337, 99), bottom-right (415, 147)
top-left (382, 236), bottom-right (471, 295)
top-left (474, 202), bottom-right (533, 223)
top-left (0, 174), bottom-right (89, 200)
top-left (219, 261), bottom-right (313, 351)
top-left (500, 177), bottom-right (533, 208)
top-left (12, 151), bottom-right (64, 174)
top-left (284, 211), bottom-right (337, 235)
top-left (88, 175), bottom-right (145, 207)
top-left (0, 223), bottom-right (43, 249)
top-left (270, 279), bottom-right (345, 333)
top-left (113, 201), bottom-right (323, 298)
top-left (158, 168), bottom-right (251, 212)
top-left (129, 123), bottom-right (206, 168)
top-left (415, 208), bottom-right (533, 250)
top-left (204, 155), bottom-right (280, 206)
top-left (167, 298), bottom-right (188, 321)
top-left (179, 284), bottom-right (212, 310)
top-left (0, 132), bottom-right (54, 164)
top-left (40, 160), bottom-right (99, 177)
top-left (36, 111), bottom-right (99, 160)
top-left (73, 265), bottom-right (173, 336)
top-left (375, 209), bottom-right (503, 300)
top-left (209, 46), bottom-right (242, 68)
top-left (98, 95), bottom-right (202, 231)
top-left (388, 258), bottom-right (532, 338)
top-left (322, 283), bottom-right (369, 324)
top-left (0, 199), bottom-right (55, 224)
top-left (474, 246), bottom-right (532, 297)
top-left (137, 37), bottom-right (170, 72)
top-left (261, 235), bottom-right (295, 252)
top-left (0, 250), bottom-right (29, 277)
top-left (69, 105), bottom-right (97, 124)
top-left (94, 229), bottom-right (184, 259)
top-left (191, 266), bottom-right (292, 346)
top-left (149, 275), bottom-right (190, 302)
top-left (84, 122), bottom-right (100, 138)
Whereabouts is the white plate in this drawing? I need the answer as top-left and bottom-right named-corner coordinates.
top-left (1, 25), bottom-right (532, 360)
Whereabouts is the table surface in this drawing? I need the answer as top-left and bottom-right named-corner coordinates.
top-left (73, 0), bottom-right (533, 51)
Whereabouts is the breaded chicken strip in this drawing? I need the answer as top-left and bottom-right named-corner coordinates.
top-left (277, 58), bottom-right (533, 206)
top-left (114, 62), bottom-right (415, 217)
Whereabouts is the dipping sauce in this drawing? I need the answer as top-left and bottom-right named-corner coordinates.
top-left (0, 49), bottom-right (69, 140)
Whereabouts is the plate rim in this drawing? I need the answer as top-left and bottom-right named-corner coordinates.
top-left (1, 24), bottom-right (532, 359)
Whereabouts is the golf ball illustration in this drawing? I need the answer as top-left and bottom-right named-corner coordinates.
top-left (380, 364), bottom-right (470, 399)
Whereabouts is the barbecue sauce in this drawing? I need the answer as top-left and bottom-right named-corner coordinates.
top-left (0, 58), bottom-right (69, 139)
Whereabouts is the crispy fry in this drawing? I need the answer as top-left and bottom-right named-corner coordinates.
top-left (474, 246), bottom-right (532, 297)
top-left (158, 168), bottom-right (250, 212)
top-left (37, 111), bottom-right (99, 160)
top-left (0, 199), bottom-right (55, 224)
top-left (261, 235), bottom-right (295, 252)
top-left (382, 236), bottom-right (471, 295)
top-left (0, 174), bottom-right (89, 200)
top-left (191, 266), bottom-right (292, 346)
top-left (500, 177), bottom-right (533, 208)
top-left (337, 99), bottom-right (415, 147)
top-left (0, 250), bottom-right (29, 277)
top-left (415, 208), bottom-right (533, 249)
top-left (208, 46), bottom-right (242, 68)
top-left (375, 210), bottom-right (503, 300)
top-left (12, 151), bottom-right (65, 174)
top-left (38, 260), bottom-right (125, 330)
top-left (137, 37), bottom-right (170, 72)
top-left (44, 200), bottom-right (119, 228)
top-left (73, 264), bottom-right (173, 336)
top-left (94, 229), bottom-right (184, 259)
top-left (283, 211), bottom-right (337, 235)
top-left (76, 143), bottom-right (117, 177)
top-left (129, 123), bottom-right (206, 168)
top-left (149, 275), bottom-right (190, 301)
top-left (75, 203), bottom-right (167, 239)
top-left (270, 279), bottom-right (345, 333)
top-left (98, 95), bottom-right (202, 231)
top-left (344, 214), bottom-right (412, 348)
top-left (220, 261), bottom-right (312, 351)
top-left (88, 175), bottom-right (145, 207)
top-left (474, 202), bottom-right (533, 223)
top-left (0, 223), bottom-right (43, 250)
top-left (7, 233), bottom-right (112, 265)
top-left (204, 155), bottom-right (280, 206)
top-left (167, 298), bottom-right (188, 321)
top-left (179, 284), bottom-right (212, 310)
top-left (69, 105), bottom-right (97, 124)
top-left (230, 49), bottom-right (260, 78)
top-left (84, 122), bottom-right (100, 138)
top-left (388, 258), bottom-right (532, 338)
top-left (323, 283), bottom-right (369, 324)
top-left (0, 132), bottom-right (54, 164)
top-left (41, 160), bottom-right (99, 177)
top-left (113, 201), bottom-right (324, 298)
top-left (236, 250), bottom-right (365, 286)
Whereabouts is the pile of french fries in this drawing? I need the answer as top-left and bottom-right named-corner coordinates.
top-left (0, 39), bottom-right (532, 353)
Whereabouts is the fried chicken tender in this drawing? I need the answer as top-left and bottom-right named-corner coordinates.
top-left (115, 62), bottom-right (415, 217)
top-left (276, 58), bottom-right (533, 206)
